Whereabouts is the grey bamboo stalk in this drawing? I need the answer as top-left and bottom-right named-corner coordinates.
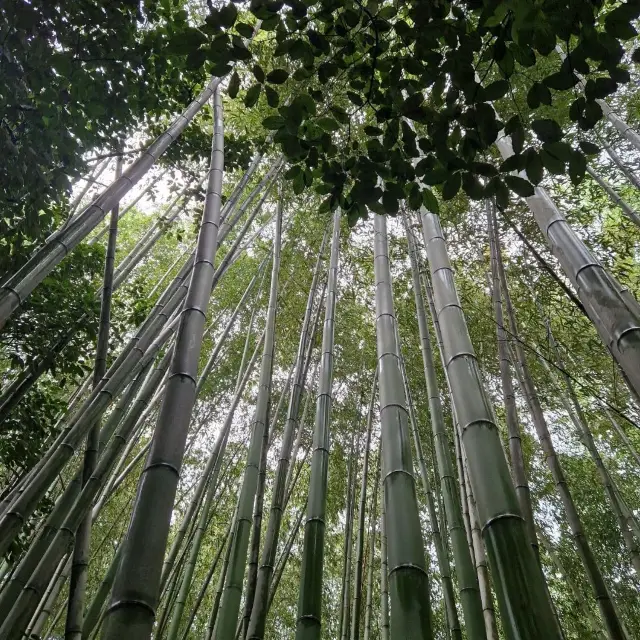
top-left (362, 454), bottom-right (379, 640)
top-left (461, 453), bottom-right (499, 640)
top-left (0, 76), bottom-right (221, 329)
top-left (379, 472), bottom-right (389, 640)
top-left (65, 149), bottom-right (123, 640)
top-left (214, 195), bottom-right (282, 640)
top-left (100, 87), bottom-right (226, 640)
top-left (494, 134), bottom-right (640, 400)
top-left (166, 444), bottom-right (232, 640)
top-left (537, 528), bottom-right (607, 640)
top-left (497, 234), bottom-right (628, 640)
top-left (420, 207), bottom-right (561, 639)
top-left (90, 168), bottom-right (170, 245)
top-left (338, 432), bottom-right (356, 640)
top-left (606, 408), bottom-right (640, 470)
top-left (67, 158), bottom-right (111, 218)
top-left (178, 524), bottom-right (231, 640)
top-left (599, 141), bottom-right (640, 191)
top-left (405, 217), bottom-right (485, 640)
top-left (486, 206), bottom-right (539, 557)
top-left (350, 376), bottom-right (376, 640)
top-left (373, 213), bottom-right (432, 639)
top-left (295, 208), bottom-right (341, 640)
top-left (206, 505), bottom-right (239, 640)
top-left (540, 336), bottom-right (640, 573)
top-left (246, 225), bottom-right (328, 640)
top-left (397, 315), bottom-right (462, 640)
top-left (147, 242), bottom-right (194, 300)
top-left (585, 166), bottom-right (640, 228)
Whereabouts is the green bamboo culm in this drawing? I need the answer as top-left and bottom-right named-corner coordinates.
top-left (404, 216), bottom-right (486, 640)
top-left (213, 193), bottom-right (283, 640)
top-left (100, 86), bottom-right (225, 640)
top-left (295, 208), bottom-right (342, 640)
top-left (373, 212), bottom-right (432, 640)
top-left (419, 207), bottom-right (562, 640)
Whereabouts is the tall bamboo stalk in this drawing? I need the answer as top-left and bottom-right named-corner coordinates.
top-left (214, 197), bottom-right (282, 640)
top-left (100, 87), bottom-right (225, 640)
top-left (373, 213), bottom-right (432, 639)
top-left (420, 207), bottom-right (561, 639)
top-left (350, 375), bottom-right (375, 640)
top-left (585, 166), bottom-right (640, 229)
top-left (494, 134), bottom-right (640, 401)
top-left (338, 432), bottom-right (356, 640)
top-left (606, 408), bottom-right (640, 470)
top-left (496, 228), bottom-right (629, 640)
top-left (295, 208), bottom-right (341, 640)
top-left (65, 151), bottom-right (123, 640)
top-left (379, 471), bottom-right (389, 640)
top-left (246, 226), bottom-right (328, 640)
top-left (405, 217), bottom-right (485, 640)
top-left (362, 454), bottom-right (379, 640)
top-left (0, 76), bottom-right (221, 329)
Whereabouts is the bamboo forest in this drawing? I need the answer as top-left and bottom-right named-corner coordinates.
top-left (6, 1), bottom-right (640, 639)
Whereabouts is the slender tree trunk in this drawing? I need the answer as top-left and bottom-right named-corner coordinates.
top-left (379, 472), bottom-right (389, 640)
top-left (497, 231), bottom-right (629, 640)
top-left (420, 207), bottom-right (561, 640)
top-left (606, 408), bottom-right (640, 470)
top-left (100, 87), bottom-right (226, 640)
top-left (362, 455), bottom-right (379, 640)
top-left (350, 376), bottom-right (376, 640)
top-left (65, 150), bottom-right (123, 640)
top-left (338, 433), bottom-right (356, 640)
top-left (246, 226), bottom-right (328, 640)
top-left (373, 213), bottom-right (432, 639)
top-left (0, 76), bottom-right (221, 329)
top-left (585, 166), bottom-right (640, 229)
top-left (214, 195), bottom-right (282, 640)
top-left (295, 208), bottom-right (341, 640)
top-left (405, 217), bottom-right (485, 640)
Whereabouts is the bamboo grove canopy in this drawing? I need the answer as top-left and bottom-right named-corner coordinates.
top-left (3, 0), bottom-right (640, 639)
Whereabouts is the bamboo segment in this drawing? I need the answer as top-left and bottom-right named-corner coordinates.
top-left (373, 213), bottom-right (432, 640)
top-left (420, 208), bottom-right (562, 640)
top-left (101, 87), bottom-right (226, 640)
top-left (296, 209), bottom-right (341, 640)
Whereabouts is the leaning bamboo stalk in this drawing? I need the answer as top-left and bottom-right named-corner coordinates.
top-left (585, 166), bottom-right (640, 229)
top-left (100, 87), bottom-right (225, 640)
top-left (420, 207), bottom-right (561, 639)
top-left (498, 241), bottom-right (629, 639)
top-left (373, 213), bottom-right (432, 639)
top-left (362, 454), bottom-right (379, 640)
top-left (67, 158), bottom-right (112, 218)
top-left (494, 133), bottom-right (640, 401)
top-left (599, 141), bottom-right (640, 191)
top-left (606, 408), bottom-right (640, 470)
top-left (246, 225), bottom-right (328, 640)
top-left (295, 208), bottom-right (341, 640)
top-left (0, 76), bottom-right (221, 329)
top-left (90, 168), bottom-right (170, 245)
top-left (405, 217), bottom-right (484, 640)
top-left (65, 150), bottom-right (123, 640)
top-left (214, 195), bottom-right (283, 640)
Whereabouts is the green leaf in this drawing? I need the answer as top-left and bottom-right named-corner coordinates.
top-left (262, 115), bottom-right (285, 130)
top-left (266, 69), bottom-right (289, 84)
top-left (540, 149), bottom-right (565, 174)
top-left (462, 173), bottom-right (484, 200)
top-left (442, 172), bottom-right (461, 201)
top-left (527, 82), bottom-right (552, 109)
top-left (543, 70), bottom-right (578, 91)
top-left (481, 79), bottom-right (510, 102)
top-left (569, 151), bottom-right (587, 186)
top-left (422, 188), bottom-right (439, 213)
top-left (235, 22), bottom-right (255, 38)
top-left (364, 125), bottom-right (383, 136)
top-left (504, 175), bottom-right (534, 197)
top-left (219, 3), bottom-right (238, 28)
top-left (252, 65), bottom-right (265, 83)
top-left (316, 117), bottom-right (340, 132)
top-left (525, 151), bottom-right (544, 185)
top-left (244, 84), bottom-right (261, 108)
top-left (228, 71), bottom-right (240, 99)
top-left (265, 85), bottom-right (279, 107)
top-left (579, 140), bottom-right (599, 156)
top-left (543, 141), bottom-right (572, 162)
top-left (531, 119), bottom-right (563, 143)
top-left (382, 191), bottom-right (399, 214)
